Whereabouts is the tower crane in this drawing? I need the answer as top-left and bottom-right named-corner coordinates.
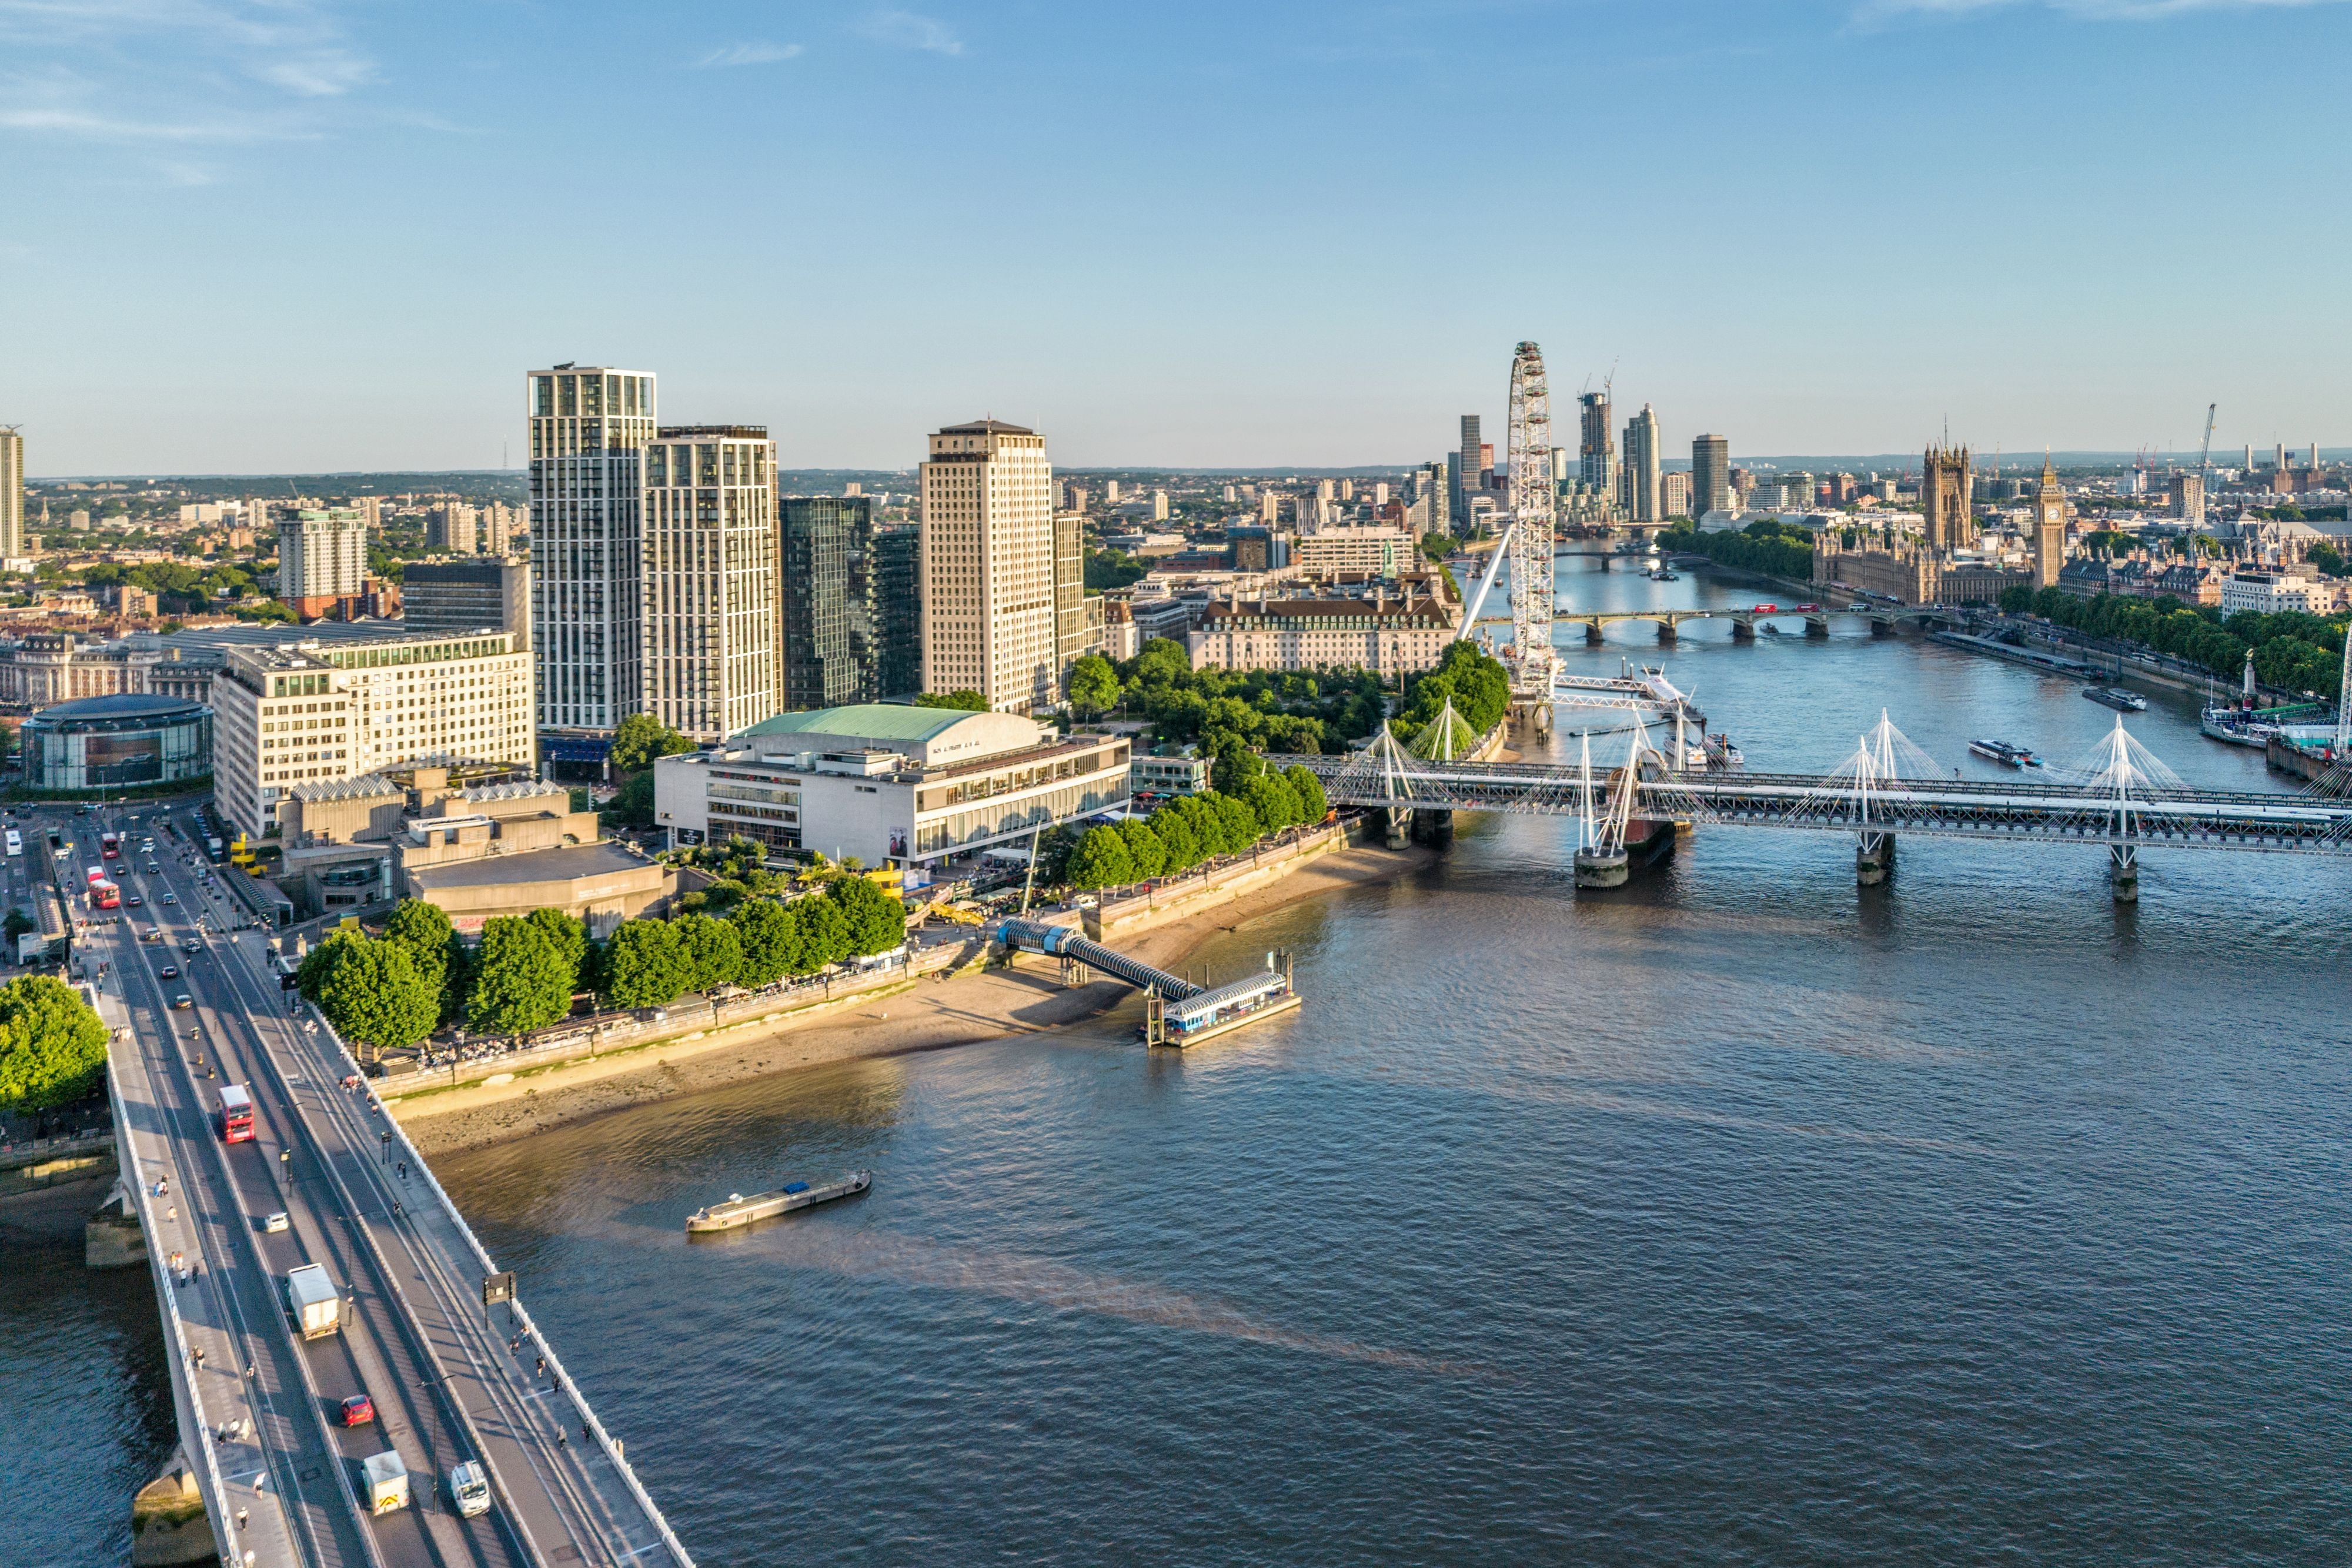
top-left (2198, 402), bottom-right (2217, 494)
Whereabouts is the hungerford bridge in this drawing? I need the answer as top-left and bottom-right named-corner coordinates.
top-left (1274, 708), bottom-right (2352, 902)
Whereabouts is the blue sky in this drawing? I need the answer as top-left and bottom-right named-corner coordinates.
top-left (3, 0), bottom-right (2347, 474)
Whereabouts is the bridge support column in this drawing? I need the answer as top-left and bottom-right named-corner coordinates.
top-left (1870, 617), bottom-right (1896, 638)
top-left (1729, 618), bottom-right (1753, 643)
top-left (1381, 806), bottom-right (1411, 851)
top-left (1656, 620), bottom-right (1678, 644)
top-left (2108, 845), bottom-right (2139, 903)
top-left (1511, 697), bottom-right (1552, 734)
top-left (1573, 848), bottom-right (1630, 888)
top-left (1805, 616), bottom-right (1830, 638)
top-left (1856, 832), bottom-right (1895, 886)
top-left (1584, 621), bottom-right (1605, 645)
top-left (1411, 808), bottom-right (1454, 846)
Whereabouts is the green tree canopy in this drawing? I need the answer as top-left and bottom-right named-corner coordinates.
top-left (1067, 653), bottom-right (1121, 716)
top-left (1117, 818), bottom-right (1169, 880)
top-left (1065, 825), bottom-right (1135, 890)
top-left (1149, 803), bottom-right (1201, 872)
top-left (1284, 764), bottom-right (1328, 825)
top-left (1243, 771), bottom-right (1303, 834)
top-left (826, 877), bottom-right (907, 958)
top-left (1212, 794), bottom-right (1261, 852)
top-left (384, 899), bottom-right (452, 979)
top-left (603, 920), bottom-right (690, 1009)
top-left (303, 933), bottom-right (439, 1051)
top-left (731, 899), bottom-right (796, 987)
top-left (467, 917), bottom-right (573, 1037)
top-left (1419, 531), bottom-right (1453, 562)
top-left (523, 907), bottom-right (588, 991)
top-left (793, 897), bottom-right (850, 972)
top-left (610, 713), bottom-right (697, 774)
top-left (0, 975), bottom-right (109, 1112)
top-left (913, 690), bottom-right (990, 711)
top-left (674, 912), bottom-right (743, 993)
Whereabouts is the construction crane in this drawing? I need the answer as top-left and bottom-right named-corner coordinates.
top-left (2198, 402), bottom-right (2217, 493)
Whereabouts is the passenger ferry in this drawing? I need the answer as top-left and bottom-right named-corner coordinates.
top-left (686, 1172), bottom-right (871, 1233)
top-left (2083, 686), bottom-right (2147, 713)
top-left (1968, 739), bottom-right (2040, 768)
top-left (1705, 733), bottom-right (1744, 770)
top-left (1144, 959), bottom-right (1301, 1048)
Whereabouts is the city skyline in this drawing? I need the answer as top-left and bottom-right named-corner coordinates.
top-left (5, 1), bottom-right (2349, 474)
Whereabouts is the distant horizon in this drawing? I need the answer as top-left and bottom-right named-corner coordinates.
top-left (23, 450), bottom-right (2351, 487)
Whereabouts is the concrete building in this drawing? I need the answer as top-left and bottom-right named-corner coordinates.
top-left (1661, 471), bottom-right (1692, 521)
top-left (427, 504), bottom-right (478, 555)
top-left (402, 558), bottom-right (531, 650)
top-left (528, 365), bottom-right (657, 751)
top-left (1187, 590), bottom-right (1458, 677)
top-left (640, 426), bottom-right (778, 743)
top-left (1623, 406), bottom-right (1662, 525)
top-left (1130, 750), bottom-right (1210, 801)
top-left (2221, 569), bottom-right (2325, 616)
top-left (653, 703), bottom-right (1132, 868)
top-left (1292, 527), bottom-right (1414, 579)
top-left (396, 781), bottom-right (670, 935)
top-left (277, 509), bottom-right (368, 620)
top-left (1692, 434), bottom-right (1730, 521)
top-left (0, 426), bottom-right (21, 561)
top-left (1923, 443), bottom-right (1975, 551)
top-left (1457, 416), bottom-right (1482, 521)
top-left (209, 632), bottom-right (535, 841)
top-left (918, 418), bottom-right (1057, 712)
top-left (874, 528), bottom-right (923, 700)
top-left (2031, 456), bottom-right (2068, 589)
top-left (2169, 472), bottom-right (2207, 525)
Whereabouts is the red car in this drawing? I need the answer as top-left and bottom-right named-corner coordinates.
top-left (338, 1394), bottom-right (375, 1427)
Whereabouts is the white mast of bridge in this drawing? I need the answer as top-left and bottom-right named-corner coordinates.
top-left (1505, 342), bottom-right (1558, 717)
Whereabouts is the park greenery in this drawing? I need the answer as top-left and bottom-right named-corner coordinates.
top-left (602, 713), bottom-right (699, 828)
top-left (913, 690), bottom-right (990, 711)
top-left (0, 975), bottom-right (111, 1114)
top-left (1419, 532), bottom-right (1454, 563)
top-left (1075, 639), bottom-right (1387, 768)
top-left (1994, 587), bottom-right (2347, 698)
top-left (1390, 640), bottom-right (1511, 750)
top-left (298, 878), bottom-right (911, 1046)
top-left (1653, 519), bottom-right (1817, 581)
top-left (1060, 762), bottom-right (1331, 891)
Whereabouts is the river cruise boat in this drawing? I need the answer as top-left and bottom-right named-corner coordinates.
top-left (687, 1172), bottom-right (871, 1233)
top-left (1705, 733), bottom-right (1743, 770)
top-left (1647, 568), bottom-right (1679, 581)
top-left (2084, 686), bottom-right (2147, 713)
top-left (1968, 739), bottom-right (2040, 768)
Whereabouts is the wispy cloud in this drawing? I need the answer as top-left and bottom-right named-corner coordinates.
top-left (0, 77), bottom-right (297, 143)
top-left (0, 0), bottom-right (375, 121)
top-left (691, 39), bottom-right (806, 68)
top-left (1861, 0), bottom-right (2349, 18)
top-left (856, 8), bottom-right (963, 54)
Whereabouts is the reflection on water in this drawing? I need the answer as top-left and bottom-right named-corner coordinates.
top-left (440, 564), bottom-right (2352, 1564)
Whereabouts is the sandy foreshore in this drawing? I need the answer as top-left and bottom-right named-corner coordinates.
top-left (401, 837), bottom-right (1438, 1157)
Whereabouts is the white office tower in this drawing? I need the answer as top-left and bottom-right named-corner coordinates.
top-left (1624, 404), bottom-right (1663, 524)
top-left (527, 366), bottom-right (656, 738)
top-left (0, 426), bottom-right (22, 560)
top-left (919, 419), bottom-right (1058, 713)
top-left (277, 509), bottom-right (368, 614)
top-left (640, 426), bottom-right (779, 743)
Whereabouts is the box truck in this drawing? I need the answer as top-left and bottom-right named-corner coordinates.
top-left (283, 1264), bottom-right (340, 1339)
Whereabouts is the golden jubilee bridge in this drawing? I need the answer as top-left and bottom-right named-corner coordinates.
top-left (1273, 712), bottom-right (2352, 902)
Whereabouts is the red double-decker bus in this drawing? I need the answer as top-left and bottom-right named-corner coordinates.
top-left (88, 878), bottom-right (120, 911)
top-left (101, 832), bottom-right (121, 860)
top-left (218, 1084), bottom-right (255, 1144)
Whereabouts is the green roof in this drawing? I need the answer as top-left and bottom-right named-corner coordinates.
top-left (737, 704), bottom-right (978, 744)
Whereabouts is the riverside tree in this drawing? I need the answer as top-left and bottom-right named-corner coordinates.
top-left (299, 932), bottom-right (439, 1052)
top-left (466, 917), bottom-right (574, 1037)
top-left (674, 912), bottom-right (743, 993)
top-left (0, 975), bottom-right (110, 1113)
top-left (603, 920), bottom-right (690, 1009)
top-left (1065, 825), bottom-right (1135, 891)
top-left (731, 898), bottom-right (796, 987)
top-left (1285, 764), bottom-right (1328, 825)
top-left (826, 877), bottom-right (908, 958)
top-left (524, 907), bottom-right (589, 993)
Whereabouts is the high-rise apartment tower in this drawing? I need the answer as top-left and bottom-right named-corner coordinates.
top-left (782, 494), bottom-right (922, 711)
top-left (1623, 406), bottom-right (1662, 525)
top-left (1692, 434), bottom-right (1730, 520)
top-left (918, 419), bottom-right (1057, 713)
top-left (1456, 416), bottom-right (1482, 521)
top-left (528, 366), bottom-right (657, 743)
top-left (1578, 393), bottom-right (1615, 499)
top-left (0, 426), bottom-right (23, 560)
top-left (640, 426), bottom-right (779, 743)
top-left (277, 509), bottom-right (369, 618)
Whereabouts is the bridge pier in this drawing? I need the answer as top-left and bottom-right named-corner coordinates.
top-left (1655, 620), bottom-right (1677, 644)
top-left (1573, 848), bottom-right (1629, 888)
top-left (1856, 832), bottom-right (1895, 885)
top-left (1870, 617), bottom-right (1896, 638)
top-left (2109, 845), bottom-right (2139, 903)
top-left (1412, 808), bottom-right (1454, 846)
top-left (1729, 617), bottom-right (1754, 643)
top-left (1381, 805), bottom-right (1411, 851)
top-left (1805, 616), bottom-right (1830, 638)
top-left (1584, 621), bottom-right (1605, 645)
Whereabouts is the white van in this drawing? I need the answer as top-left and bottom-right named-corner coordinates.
top-left (447, 1460), bottom-right (492, 1519)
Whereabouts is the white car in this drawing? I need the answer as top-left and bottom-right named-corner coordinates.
top-left (260, 1211), bottom-right (290, 1234)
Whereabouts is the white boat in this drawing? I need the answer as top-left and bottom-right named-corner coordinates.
top-left (686, 1171), bottom-right (871, 1233)
top-left (2083, 686), bottom-right (2147, 713)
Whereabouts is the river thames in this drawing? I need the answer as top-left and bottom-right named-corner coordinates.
top-left (440, 559), bottom-right (2352, 1566)
top-left (18, 555), bottom-right (2351, 1562)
